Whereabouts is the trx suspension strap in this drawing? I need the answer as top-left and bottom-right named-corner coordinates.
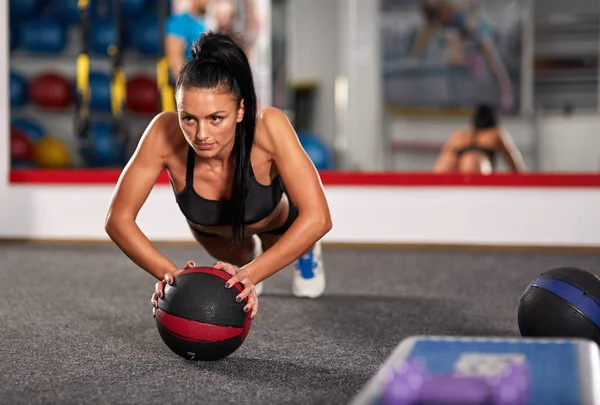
top-left (157, 0), bottom-right (175, 112)
top-left (75, 0), bottom-right (91, 156)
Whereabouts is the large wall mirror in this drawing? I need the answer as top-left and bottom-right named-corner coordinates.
top-left (7, 0), bottom-right (600, 183)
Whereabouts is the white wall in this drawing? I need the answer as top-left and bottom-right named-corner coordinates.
top-left (286, 0), bottom-right (338, 148)
top-left (287, 0), bottom-right (384, 171)
top-left (2, 183), bottom-right (600, 248)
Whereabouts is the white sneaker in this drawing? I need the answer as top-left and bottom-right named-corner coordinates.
top-left (252, 235), bottom-right (264, 296)
top-left (292, 240), bottom-right (325, 298)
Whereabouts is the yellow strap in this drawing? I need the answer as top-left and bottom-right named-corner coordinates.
top-left (156, 57), bottom-right (175, 111)
top-left (156, 57), bottom-right (169, 88)
top-left (161, 87), bottom-right (175, 112)
top-left (111, 68), bottom-right (127, 114)
top-left (76, 54), bottom-right (90, 104)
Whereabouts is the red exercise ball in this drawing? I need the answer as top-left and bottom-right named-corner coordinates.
top-left (127, 75), bottom-right (158, 114)
top-left (11, 128), bottom-right (34, 163)
top-left (28, 72), bottom-right (73, 109)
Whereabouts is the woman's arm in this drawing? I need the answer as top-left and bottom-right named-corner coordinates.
top-left (164, 15), bottom-right (188, 79)
top-left (498, 128), bottom-right (526, 172)
top-left (433, 131), bottom-right (460, 172)
top-left (105, 113), bottom-right (180, 280)
top-left (242, 108), bottom-right (332, 283)
top-left (165, 36), bottom-right (186, 79)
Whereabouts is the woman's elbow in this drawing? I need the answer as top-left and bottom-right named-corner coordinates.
top-left (316, 210), bottom-right (333, 236)
top-left (105, 214), bottom-right (130, 239)
top-left (104, 216), bottom-right (118, 239)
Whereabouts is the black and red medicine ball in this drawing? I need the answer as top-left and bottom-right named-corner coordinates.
top-left (518, 267), bottom-right (600, 345)
top-left (155, 267), bottom-right (252, 361)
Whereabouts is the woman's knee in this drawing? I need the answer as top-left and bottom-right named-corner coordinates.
top-left (458, 152), bottom-right (492, 174)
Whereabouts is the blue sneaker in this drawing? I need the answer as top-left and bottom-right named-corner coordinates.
top-left (292, 240), bottom-right (325, 298)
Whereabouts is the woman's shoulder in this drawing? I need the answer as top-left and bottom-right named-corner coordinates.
top-left (138, 111), bottom-right (186, 155)
top-left (254, 107), bottom-right (291, 153)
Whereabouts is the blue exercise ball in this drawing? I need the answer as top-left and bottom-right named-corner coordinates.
top-left (11, 161), bottom-right (37, 169)
top-left (10, 0), bottom-right (42, 20)
top-left (10, 26), bottom-right (19, 51)
top-left (82, 122), bottom-right (127, 168)
top-left (47, 0), bottom-right (81, 25)
top-left (11, 118), bottom-right (46, 141)
top-left (19, 19), bottom-right (67, 54)
top-left (89, 72), bottom-right (112, 112)
top-left (89, 18), bottom-right (117, 55)
top-left (110, 0), bottom-right (148, 17)
top-left (145, 0), bottom-right (171, 14)
top-left (298, 132), bottom-right (332, 170)
top-left (10, 71), bottom-right (28, 108)
top-left (129, 14), bottom-right (160, 56)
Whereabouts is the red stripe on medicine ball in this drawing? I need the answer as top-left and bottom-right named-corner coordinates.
top-left (179, 267), bottom-right (244, 293)
top-left (156, 310), bottom-right (244, 342)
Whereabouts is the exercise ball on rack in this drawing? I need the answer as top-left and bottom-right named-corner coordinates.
top-left (11, 118), bottom-right (46, 142)
top-left (47, 0), bottom-right (81, 25)
top-left (19, 19), bottom-right (67, 54)
top-left (10, 0), bottom-right (42, 20)
top-left (127, 75), bottom-right (159, 114)
top-left (89, 72), bottom-right (112, 113)
top-left (89, 18), bottom-right (117, 56)
top-left (128, 14), bottom-right (160, 56)
top-left (33, 136), bottom-right (72, 169)
top-left (10, 71), bottom-right (28, 108)
top-left (108, 0), bottom-right (148, 17)
top-left (81, 122), bottom-right (127, 168)
top-left (144, 0), bottom-right (171, 14)
top-left (297, 131), bottom-right (332, 170)
top-left (10, 26), bottom-right (20, 51)
top-left (29, 72), bottom-right (74, 109)
top-left (11, 127), bottom-right (34, 165)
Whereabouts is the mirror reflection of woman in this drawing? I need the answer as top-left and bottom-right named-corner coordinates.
top-left (433, 104), bottom-right (526, 174)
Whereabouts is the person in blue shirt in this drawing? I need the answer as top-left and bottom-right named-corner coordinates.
top-left (410, 0), bottom-right (515, 113)
top-left (165, 0), bottom-right (210, 78)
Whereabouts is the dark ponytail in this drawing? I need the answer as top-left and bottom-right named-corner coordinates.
top-left (472, 103), bottom-right (498, 130)
top-left (176, 32), bottom-right (257, 248)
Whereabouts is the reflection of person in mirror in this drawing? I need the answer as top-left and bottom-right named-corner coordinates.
top-left (433, 104), bottom-right (526, 174)
top-left (165, 0), bottom-right (210, 79)
top-left (410, 0), bottom-right (515, 113)
top-left (208, 0), bottom-right (260, 56)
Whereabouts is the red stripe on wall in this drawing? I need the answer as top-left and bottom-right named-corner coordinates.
top-left (8, 169), bottom-right (600, 187)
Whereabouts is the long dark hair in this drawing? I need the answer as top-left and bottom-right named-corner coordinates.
top-left (176, 32), bottom-right (257, 248)
top-left (472, 104), bottom-right (498, 131)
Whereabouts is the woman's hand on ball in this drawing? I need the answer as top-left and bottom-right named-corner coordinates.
top-left (214, 261), bottom-right (258, 319)
top-left (151, 260), bottom-right (196, 317)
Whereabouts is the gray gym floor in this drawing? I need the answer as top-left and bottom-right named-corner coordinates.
top-left (2, 242), bottom-right (599, 404)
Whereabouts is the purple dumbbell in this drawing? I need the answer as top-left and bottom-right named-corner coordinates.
top-left (382, 358), bottom-right (529, 405)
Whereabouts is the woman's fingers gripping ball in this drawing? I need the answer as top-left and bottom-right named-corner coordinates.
top-left (151, 260), bottom-right (196, 317)
top-left (213, 261), bottom-right (258, 319)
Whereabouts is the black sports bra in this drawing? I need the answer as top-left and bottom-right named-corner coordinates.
top-left (173, 146), bottom-right (284, 227)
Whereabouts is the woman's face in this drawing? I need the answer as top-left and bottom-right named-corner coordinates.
top-left (190, 0), bottom-right (210, 14)
top-left (176, 86), bottom-right (245, 158)
top-left (215, 2), bottom-right (236, 31)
